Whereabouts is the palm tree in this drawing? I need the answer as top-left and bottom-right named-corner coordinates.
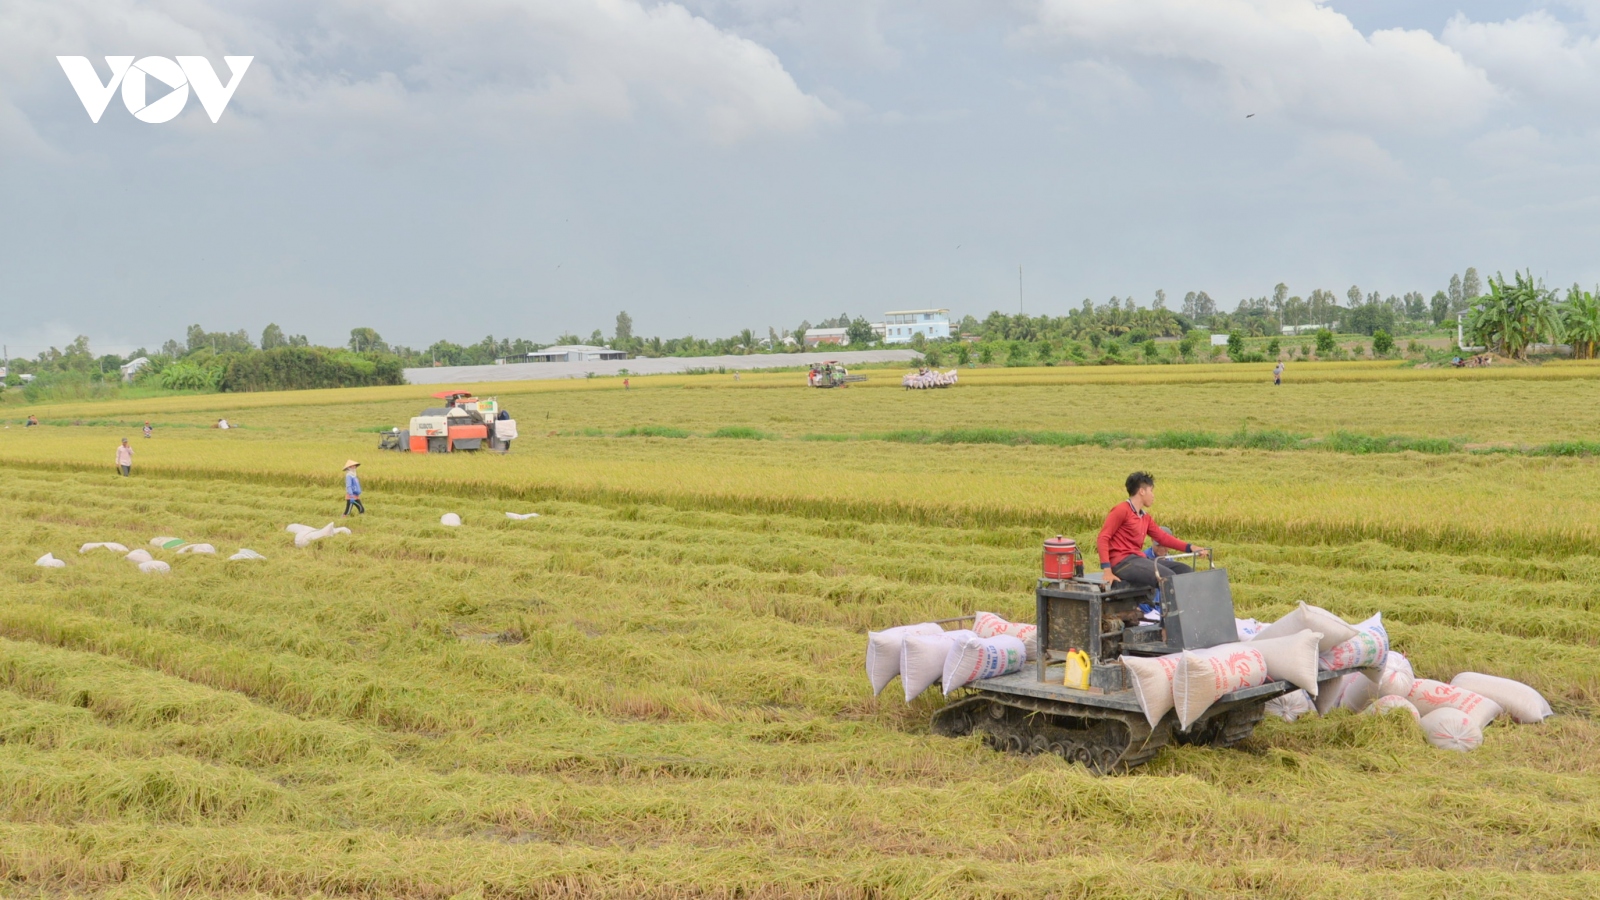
top-left (1562, 287), bottom-right (1600, 359)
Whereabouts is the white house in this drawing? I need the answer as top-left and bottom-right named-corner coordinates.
top-left (882, 309), bottom-right (951, 343)
top-left (497, 344), bottom-right (627, 364)
top-left (804, 327), bottom-right (849, 348)
top-left (1209, 334), bottom-right (1230, 346)
top-left (119, 357), bottom-right (151, 382)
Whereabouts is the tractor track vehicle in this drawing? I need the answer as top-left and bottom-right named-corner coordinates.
top-left (931, 548), bottom-right (1370, 774)
top-left (379, 391), bottom-right (517, 453)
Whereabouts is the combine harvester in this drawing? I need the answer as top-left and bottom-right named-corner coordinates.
top-left (930, 545), bottom-right (1371, 773)
top-left (379, 391), bottom-right (517, 453)
top-left (807, 361), bottom-right (867, 388)
top-left (902, 368), bottom-right (958, 389)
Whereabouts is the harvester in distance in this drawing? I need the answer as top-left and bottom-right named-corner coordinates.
top-left (379, 391), bottom-right (517, 453)
top-left (808, 361), bottom-right (867, 388)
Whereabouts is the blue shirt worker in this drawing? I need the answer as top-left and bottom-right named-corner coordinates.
top-left (343, 460), bottom-right (364, 516)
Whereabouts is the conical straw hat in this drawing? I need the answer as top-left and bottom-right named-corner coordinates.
top-left (343, 459), bottom-right (360, 469)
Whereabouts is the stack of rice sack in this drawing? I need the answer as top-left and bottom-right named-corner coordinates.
top-left (866, 612), bottom-right (1034, 701)
top-left (1121, 628), bottom-right (1323, 731)
top-left (1242, 603), bottom-right (1553, 752)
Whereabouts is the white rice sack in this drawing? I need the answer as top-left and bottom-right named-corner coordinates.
top-left (1420, 707), bottom-right (1483, 752)
top-left (1253, 602), bottom-right (1357, 652)
top-left (1265, 689), bottom-right (1315, 722)
top-left (1450, 672), bottom-right (1553, 724)
top-left (176, 543), bottom-right (216, 555)
top-left (79, 542), bottom-right (129, 553)
top-left (285, 524), bottom-right (315, 535)
top-left (1378, 668), bottom-right (1414, 699)
top-left (942, 634), bottom-right (1027, 694)
top-left (899, 630), bottom-right (975, 702)
top-left (228, 548), bottom-right (266, 561)
top-left (1406, 679), bottom-right (1502, 730)
top-left (440, 513), bottom-right (462, 526)
top-left (125, 549), bottom-right (153, 564)
top-left (294, 523), bottom-right (335, 548)
top-left (1245, 629), bottom-right (1323, 696)
top-left (1315, 671), bottom-right (1377, 714)
top-left (149, 536), bottom-right (184, 549)
top-left (1319, 612), bottom-right (1388, 673)
top-left (331, 527), bottom-right (352, 535)
top-left (34, 553), bottom-right (66, 568)
top-left (1367, 695), bottom-right (1422, 722)
top-left (1121, 653), bottom-right (1182, 729)
top-left (1235, 618), bottom-right (1265, 641)
top-left (972, 611), bottom-right (1038, 660)
top-left (865, 623), bottom-right (943, 696)
top-left (138, 560), bottom-right (171, 574)
top-left (1173, 644), bottom-right (1269, 729)
top-left (1383, 651), bottom-right (1414, 681)
top-left (506, 512), bottom-right (540, 520)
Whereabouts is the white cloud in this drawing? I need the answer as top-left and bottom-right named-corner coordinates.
top-left (1020, 0), bottom-right (1499, 132)
top-left (0, 0), bottom-right (835, 146)
top-left (1443, 11), bottom-right (1600, 111)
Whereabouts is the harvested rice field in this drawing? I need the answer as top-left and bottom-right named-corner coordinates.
top-left (3, 363), bottom-right (1600, 898)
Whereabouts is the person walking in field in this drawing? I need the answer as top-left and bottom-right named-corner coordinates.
top-left (1098, 471), bottom-right (1208, 590)
top-left (1273, 361), bottom-right (1284, 386)
top-left (115, 438), bottom-right (133, 477)
top-left (143, 421), bottom-right (153, 439)
top-left (342, 460), bottom-right (364, 516)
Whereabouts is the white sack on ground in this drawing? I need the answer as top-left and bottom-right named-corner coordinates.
top-left (973, 611), bottom-right (1038, 660)
top-left (1265, 689), bottom-right (1315, 722)
top-left (1421, 707), bottom-right (1482, 751)
top-left (1378, 668), bottom-right (1414, 699)
top-left (1235, 618), bottom-right (1265, 641)
top-left (150, 536), bottom-right (184, 549)
top-left (865, 623), bottom-right (943, 696)
top-left (899, 630), bottom-right (975, 702)
top-left (1244, 630), bottom-right (1323, 696)
top-left (331, 527), bottom-right (352, 535)
top-left (286, 524), bottom-right (315, 535)
top-left (1253, 602), bottom-right (1357, 652)
top-left (441, 513), bottom-right (462, 526)
top-left (1368, 695), bottom-right (1422, 722)
top-left (79, 542), bottom-right (129, 553)
top-left (942, 634), bottom-right (1027, 694)
top-left (125, 549), bottom-right (153, 564)
top-left (1316, 672), bottom-right (1377, 714)
top-left (1173, 644), bottom-right (1268, 729)
top-left (176, 544), bottom-right (216, 555)
top-left (228, 549), bottom-right (266, 560)
top-left (294, 523), bottom-right (336, 548)
top-left (138, 560), bottom-right (171, 574)
top-left (1384, 651), bottom-right (1415, 680)
top-left (1406, 679), bottom-right (1502, 729)
top-left (1450, 672), bottom-right (1553, 724)
top-left (34, 553), bottom-right (65, 568)
top-left (1122, 653), bottom-right (1182, 729)
top-left (506, 512), bottom-right (539, 520)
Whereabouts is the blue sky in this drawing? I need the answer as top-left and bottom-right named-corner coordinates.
top-left (3, 0), bottom-right (1600, 355)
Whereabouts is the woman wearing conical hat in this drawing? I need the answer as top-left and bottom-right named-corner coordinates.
top-left (342, 460), bottom-right (364, 517)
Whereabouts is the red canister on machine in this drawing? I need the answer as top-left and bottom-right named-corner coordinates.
top-left (1042, 536), bottom-right (1082, 580)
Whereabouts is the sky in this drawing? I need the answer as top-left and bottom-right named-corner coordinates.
top-left (3, 0), bottom-right (1600, 356)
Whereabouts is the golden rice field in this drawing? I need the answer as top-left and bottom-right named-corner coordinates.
top-left (4, 363), bottom-right (1600, 898)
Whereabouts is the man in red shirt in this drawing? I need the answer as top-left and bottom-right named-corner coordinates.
top-left (1098, 471), bottom-right (1209, 590)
